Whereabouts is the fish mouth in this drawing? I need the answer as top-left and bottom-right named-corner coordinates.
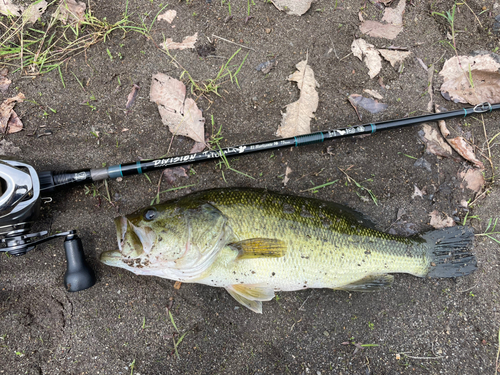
top-left (114, 216), bottom-right (157, 255)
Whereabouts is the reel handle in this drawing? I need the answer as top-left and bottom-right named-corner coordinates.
top-left (64, 234), bottom-right (96, 292)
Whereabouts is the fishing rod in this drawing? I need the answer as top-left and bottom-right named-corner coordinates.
top-left (0, 102), bottom-right (497, 291)
top-left (37, 102), bottom-right (500, 191)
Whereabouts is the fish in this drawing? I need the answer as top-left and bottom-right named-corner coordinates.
top-left (100, 188), bottom-right (476, 313)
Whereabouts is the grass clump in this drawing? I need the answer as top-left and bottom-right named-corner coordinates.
top-left (0, 0), bottom-right (166, 76)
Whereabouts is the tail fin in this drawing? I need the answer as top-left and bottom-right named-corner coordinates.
top-left (423, 226), bottom-right (476, 278)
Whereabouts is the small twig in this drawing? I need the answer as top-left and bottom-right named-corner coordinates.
top-left (339, 52), bottom-right (353, 62)
top-left (398, 352), bottom-right (445, 360)
top-left (457, 283), bottom-right (477, 293)
top-left (212, 34), bottom-right (256, 52)
top-left (290, 318), bottom-right (302, 332)
top-left (328, 36), bottom-right (339, 59)
top-left (298, 292), bottom-right (313, 311)
top-left (404, 355), bottom-right (445, 360)
top-left (462, 0), bottom-right (483, 27)
top-left (481, 114), bottom-right (495, 183)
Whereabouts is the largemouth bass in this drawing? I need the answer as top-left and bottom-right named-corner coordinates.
top-left (100, 188), bottom-right (476, 313)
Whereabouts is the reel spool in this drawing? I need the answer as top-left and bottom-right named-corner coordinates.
top-left (0, 159), bottom-right (96, 292)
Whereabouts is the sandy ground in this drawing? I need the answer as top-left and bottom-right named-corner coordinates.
top-left (1, 0), bottom-right (500, 374)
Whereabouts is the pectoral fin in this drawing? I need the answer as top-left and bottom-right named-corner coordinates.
top-left (334, 274), bottom-right (394, 292)
top-left (229, 238), bottom-right (287, 260)
top-left (226, 284), bottom-right (275, 313)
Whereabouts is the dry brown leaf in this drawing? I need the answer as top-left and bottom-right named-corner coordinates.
top-left (271, 0), bottom-right (313, 16)
top-left (412, 185), bottom-right (424, 199)
top-left (163, 167), bottom-right (188, 185)
top-left (0, 0), bottom-right (23, 17)
top-left (363, 89), bottom-right (383, 99)
top-left (378, 49), bottom-right (411, 67)
top-left (277, 60), bottom-right (318, 138)
top-left (359, 0), bottom-right (405, 40)
top-left (447, 137), bottom-right (484, 169)
top-left (381, 0), bottom-right (405, 24)
top-left (173, 281), bottom-right (182, 289)
top-left (418, 124), bottom-right (453, 158)
top-left (435, 105), bottom-right (484, 168)
top-left (441, 70), bottom-right (500, 105)
top-left (6, 111), bottom-right (23, 133)
top-left (459, 169), bottom-right (485, 193)
top-left (190, 141), bottom-right (206, 153)
top-left (0, 68), bottom-right (11, 93)
top-left (125, 84), bottom-right (140, 110)
top-left (429, 210), bottom-right (455, 229)
top-left (0, 93), bottom-right (24, 133)
top-left (351, 39), bottom-right (382, 79)
top-left (283, 166), bottom-right (292, 186)
top-left (150, 73), bottom-right (205, 143)
top-left (435, 104), bottom-right (450, 137)
top-left (54, 0), bottom-right (86, 25)
top-left (426, 64), bottom-right (434, 112)
top-left (359, 21), bottom-right (402, 40)
top-left (23, 0), bottom-right (47, 24)
top-left (439, 52), bottom-right (500, 104)
top-left (158, 9), bottom-right (176, 23)
top-left (161, 33), bottom-right (198, 50)
top-left (0, 139), bottom-right (21, 155)
top-left (348, 94), bottom-right (387, 114)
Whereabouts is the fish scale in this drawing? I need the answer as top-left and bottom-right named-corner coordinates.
top-left (100, 188), bottom-right (476, 313)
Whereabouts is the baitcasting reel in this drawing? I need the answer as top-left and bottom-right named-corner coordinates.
top-left (0, 159), bottom-right (95, 292)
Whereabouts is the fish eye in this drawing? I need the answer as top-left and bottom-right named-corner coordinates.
top-left (144, 208), bottom-right (157, 221)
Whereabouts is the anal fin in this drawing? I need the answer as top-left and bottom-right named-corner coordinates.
top-left (226, 284), bottom-right (275, 313)
top-left (334, 274), bottom-right (394, 292)
top-left (229, 238), bottom-right (287, 260)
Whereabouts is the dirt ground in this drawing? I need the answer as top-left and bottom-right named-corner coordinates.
top-left (1, 0), bottom-right (500, 374)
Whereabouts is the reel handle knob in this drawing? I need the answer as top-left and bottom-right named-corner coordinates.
top-left (64, 234), bottom-right (96, 292)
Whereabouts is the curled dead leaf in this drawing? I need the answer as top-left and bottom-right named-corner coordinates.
top-left (0, 93), bottom-right (25, 134)
top-left (429, 210), bottom-right (456, 229)
top-left (448, 137), bottom-right (484, 169)
top-left (163, 167), bottom-right (188, 185)
top-left (161, 33), bottom-right (198, 50)
top-left (271, 0), bottom-right (313, 16)
top-left (54, 0), bottom-right (86, 25)
top-left (150, 73), bottom-right (205, 143)
top-left (378, 49), bottom-right (411, 67)
top-left (23, 0), bottom-right (48, 24)
top-left (125, 84), bottom-right (140, 110)
top-left (412, 185), bottom-right (424, 199)
top-left (359, 0), bottom-right (405, 40)
top-left (0, 0), bottom-right (24, 17)
top-left (348, 94), bottom-right (387, 115)
top-left (190, 141), bottom-right (206, 154)
top-left (158, 9), bottom-right (176, 23)
top-left (459, 169), bottom-right (485, 193)
top-left (283, 166), bottom-right (292, 186)
top-left (439, 52), bottom-right (500, 105)
top-left (363, 89), bottom-right (383, 99)
top-left (277, 60), bottom-right (318, 138)
top-left (0, 68), bottom-right (11, 93)
top-left (351, 39), bottom-right (382, 79)
top-left (418, 124), bottom-right (453, 158)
